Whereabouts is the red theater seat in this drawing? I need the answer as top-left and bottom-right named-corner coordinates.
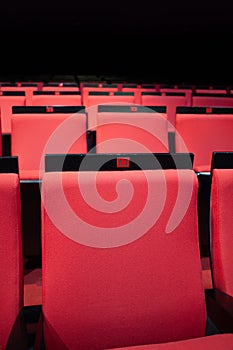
top-left (195, 86), bottom-right (227, 94)
top-left (0, 83), bottom-right (38, 90)
top-left (141, 92), bottom-right (190, 130)
top-left (95, 105), bottom-right (169, 153)
top-left (81, 82), bottom-right (119, 93)
top-left (82, 83), bottom-right (119, 106)
top-left (0, 83), bottom-right (38, 106)
top-left (40, 168), bottom-right (209, 349)
top-left (0, 121), bottom-right (2, 156)
top-left (86, 91), bottom-right (136, 107)
top-left (175, 107), bottom-right (233, 172)
top-left (140, 83), bottom-right (158, 92)
top-left (160, 85), bottom-right (193, 106)
top-left (11, 106), bottom-right (87, 180)
top-left (121, 83), bottom-right (140, 91)
top-left (108, 334), bottom-right (233, 349)
top-left (86, 93), bottom-right (137, 130)
top-left (192, 93), bottom-right (233, 107)
top-left (0, 172), bottom-right (23, 349)
top-left (211, 168), bottom-right (233, 297)
top-left (121, 84), bottom-right (141, 104)
top-left (206, 153), bottom-right (233, 338)
top-left (31, 91), bottom-right (82, 106)
top-left (0, 92), bottom-right (26, 134)
top-left (42, 82), bottom-right (79, 92)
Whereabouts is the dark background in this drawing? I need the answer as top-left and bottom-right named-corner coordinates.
top-left (0, 1), bottom-right (232, 84)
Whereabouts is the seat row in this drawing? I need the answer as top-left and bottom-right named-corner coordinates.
top-left (1, 81), bottom-right (233, 96)
top-left (1, 153), bottom-right (233, 349)
top-left (1, 103), bottom-right (230, 262)
top-left (0, 105), bottom-right (233, 179)
top-left (1, 88), bottom-right (233, 133)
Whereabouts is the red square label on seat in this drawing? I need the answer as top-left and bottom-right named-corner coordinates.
top-left (117, 158), bottom-right (130, 168)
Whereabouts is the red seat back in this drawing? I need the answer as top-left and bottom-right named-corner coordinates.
top-left (31, 91), bottom-right (82, 106)
top-left (86, 91), bottom-right (136, 107)
top-left (141, 92), bottom-right (189, 130)
top-left (96, 106), bottom-right (169, 153)
top-left (192, 93), bottom-right (233, 107)
top-left (211, 168), bottom-right (233, 296)
top-left (160, 87), bottom-right (192, 105)
top-left (42, 83), bottom-right (79, 92)
top-left (0, 119), bottom-right (2, 156)
top-left (195, 88), bottom-right (227, 94)
top-left (175, 107), bottom-right (233, 172)
top-left (0, 173), bottom-right (23, 349)
top-left (82, 83), bottom-right (119, 106)
top-left (41, 169), bottom-right (206, 349)
top-left (121, 84), bottom-right (141, 104)
top-left (0, 83), bottom-right (38, 106)
top-left (0, 92), bottom-right (26, 133)
top-left (11, 107), bottom-right (87, 180)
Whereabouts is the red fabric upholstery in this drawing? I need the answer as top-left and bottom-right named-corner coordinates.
top-left (140, 87), bottom-right (157, 93)
top-left (0, 174), bottom-right (23, 349)
top-left (0, 85), bottom-right (37, 92)
top-left (82, 86), bottom-right (118, 106)
top-left (87, 100), bottom-right (139, 130)
top-left (86, 104), bottom-right (99, 130)
top-left (108, 334), bottom-right (233, 349)
top-left (86, 92), bottom-right (136, 108)
top-left (141, 93), bottom-right (189, 130)
top-left (0, 86), bottom-right (38, 106)
top-left (87, 103), bottom-right (141, 131)
top-left (42, 169), bottom-right (206, 349)
top-left (175, 114), bottom-right (233, 172)
top-left (0, 95), bottom-right (26, 134)
top-left (0, 120), bottom-right (2, 156)
top-left (192, 95), bottom-right (233, 107)
top-left (96, 112), bottom-right (169, 153)
top-left (11, 113), bottom-right (87, 180)
top-left (82, 85), bottom-right (118, 93)
top-left (195, 89), bottom-right (227, 94)
top-left (160, 88), bottom-right (192, 106)
top-left (42, 87), bottom-right (79, 92)
top-left (121, 87), bottom-right (141, 104)
top-left (211, 169), bottom-right (233, 297)
top-left (31, 94), bottom-right (82, 106)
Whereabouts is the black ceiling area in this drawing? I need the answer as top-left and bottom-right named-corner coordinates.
top-left (0, 1), bottom-right (232, 84)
